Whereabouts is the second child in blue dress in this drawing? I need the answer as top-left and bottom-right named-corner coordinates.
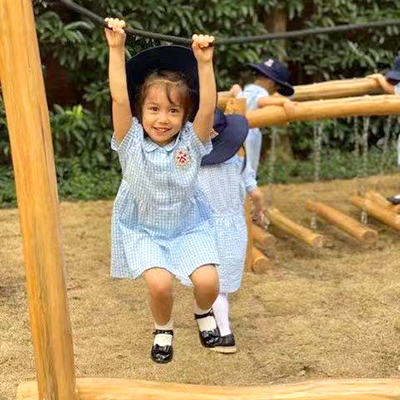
top-left (180, 109), bottom-right (265, 353)
top-left (105, 17), bottom-right (221, 364)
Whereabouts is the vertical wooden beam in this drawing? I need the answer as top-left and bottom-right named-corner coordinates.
top-left (0, 2), bottom-right (78, 400)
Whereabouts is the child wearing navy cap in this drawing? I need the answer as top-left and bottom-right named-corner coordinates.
top-left (371, 54), bottom-right (400, 204)
top-left (229, 58), bottom-right (294, 175)
top-left (105, 17), bottom-right (222, 363)
top-left (180, 109), bottom-right (265, 353)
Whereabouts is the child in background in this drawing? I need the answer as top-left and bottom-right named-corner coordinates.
top-left (229, 58), bottom-right (294, 175)
top-left (370, 54), bottom-right (400, 204)
top-left (181, 108), bottom-right (265, 353)
top-left (105, 17), bottom-right (221, 364)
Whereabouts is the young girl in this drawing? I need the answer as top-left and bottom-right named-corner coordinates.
top-left (180, 108), bottom-right (265, 353)
top-left (229, 58), bottom-right (294, 175)
top-left (369, 54), bottom-right (400, 204)
top-left (105, 18), bottom-right (221, 364)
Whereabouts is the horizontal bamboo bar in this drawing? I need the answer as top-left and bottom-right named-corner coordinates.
top-left (306, 200), bottom-right (378, 244)
top-left (365, 190), bottom-right (400, 215)
top-left (349, 196), bottom-right (400, 231)
top-left (247, 95), bottom-right (400, 128)
top-left (252, 223), bottom-right (277, 249)
top-left (251, 246), bottom-right (273, 274)
top-left (17, 378), bottom-right (400, 400)
top-left (217, 76), bottom-right (386, 109)
top-left (265, 207), bottom-right (325, 248)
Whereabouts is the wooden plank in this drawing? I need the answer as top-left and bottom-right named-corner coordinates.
top-left (0, 1), bottom-right (78, 400)
top-left (17, 378), bottom-right (400, 400)
top-left (365, 190), bottom-right (400, 215)
top-left (266, 207), bottom-right (325, 248)
top-left (306, 200), bottom-right (378, 243)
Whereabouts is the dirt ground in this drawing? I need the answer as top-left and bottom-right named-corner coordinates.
top-left (2, 174), bottom-right (400, 400)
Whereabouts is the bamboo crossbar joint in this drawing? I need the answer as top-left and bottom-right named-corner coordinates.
top-left (306, 200), bottom-right (378, 244)
top-left (265, 207), bottom-right (325, 248)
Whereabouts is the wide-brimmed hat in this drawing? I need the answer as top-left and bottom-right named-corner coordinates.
top-left (125, 45), bottom-right (199, 121)
top-left (201, 109), bottom-right (249, 166)
top-left (386, 53), bottom-right (400, 83)
top-left (247, 58), bottom-right (294, 97)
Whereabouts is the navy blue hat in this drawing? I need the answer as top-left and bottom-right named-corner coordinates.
top-left (126, 45), bottom-right (199, 121)
top-left (201, 109), bottom-right (249, 166)
top-left (247, 58), bottom-right (294, 97)
top-left (386, 53), bottom-right (400, 83)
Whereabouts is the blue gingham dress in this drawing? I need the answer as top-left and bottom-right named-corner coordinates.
top-left (238, 84), bottom-right (269, 173)
top-left (110, 117), bottom-right (219, 279)
top-left (180, 155), bottom-right (257, 292)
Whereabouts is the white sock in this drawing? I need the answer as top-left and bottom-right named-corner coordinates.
top-left (154, 319), bottom-right (173, 346)
top-left (194, 301), bottom-right (217, 331)
top-left (212, 293), bottom-right (232, 336)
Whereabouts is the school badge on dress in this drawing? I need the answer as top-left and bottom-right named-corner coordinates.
top-left (175, 148), bottom-right (190, 167)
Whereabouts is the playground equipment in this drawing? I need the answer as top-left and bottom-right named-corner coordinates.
top-left (3, 2), bottom-right (400, 399)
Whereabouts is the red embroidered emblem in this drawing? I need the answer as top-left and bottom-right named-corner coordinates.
top-left (175, 148), bottom-right (190, 167)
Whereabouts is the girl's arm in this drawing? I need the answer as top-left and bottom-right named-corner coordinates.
top-left (192, 34), bottom-right (216, 143)
top-left (105, 18), bottom-right (133, 143)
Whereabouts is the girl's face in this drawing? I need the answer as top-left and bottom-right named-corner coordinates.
top-left (142, 86), bottom-right (185, 146)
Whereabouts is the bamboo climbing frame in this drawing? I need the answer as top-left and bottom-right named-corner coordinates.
top-left (4, 1), bottom-right (400, 399)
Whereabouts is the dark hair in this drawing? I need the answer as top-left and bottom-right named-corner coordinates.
top-left (136, 70), bottom-right (193, 125)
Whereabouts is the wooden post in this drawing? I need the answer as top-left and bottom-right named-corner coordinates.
top-left (266, 207), bottom-right (325, 248)
top-left (0, 2), bottom-right (78, 400)
top-left (251, 247), bottom-right (274, 274)
top-left (247, 95), bottom-right (400, 128)
top-left (349, 196), bottom-right (400, 231)
top-left (365, 191), bottom-right (400, 215)
top-left (306, 200), bottom-right (378, 244)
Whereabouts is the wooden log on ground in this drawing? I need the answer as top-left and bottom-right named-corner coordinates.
top-left (247, 95), bottom-right (400, 128)
top-left (265, 207), bottom-right (325, 248)
top-left (17, 377), bottom-right (400, 400)
top-left (252, 223), bottom-right (277, 249)
top-left (251, 246), bottom-right (273, 274)
top-left (0, 1), bottom-right (78, 400)
top-left (217, 76), bottom-right (386, 109)
top-left (306, 200), bottom-right (378, 244)
top-left (349, 196), bottom-right (400, 231)
top-left (365, 190), bottom-right (400, 215)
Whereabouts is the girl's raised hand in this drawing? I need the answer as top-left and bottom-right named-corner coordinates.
top-left (104, 18), bottom-right (126, 48)
top-left (192, 34), bottom-right (214, 63)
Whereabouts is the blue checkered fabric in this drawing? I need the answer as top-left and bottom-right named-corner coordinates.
top-left (110, 118), bottom-right (219, 279)
top-left (238, 84), bottom-right (269, 173)
top-left (179, 155), bottom-right (257, 292)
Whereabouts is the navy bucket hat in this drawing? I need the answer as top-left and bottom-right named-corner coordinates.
top-left (125, 45), bottom-right (200, 121)
top-left (386, 53), bottom-right (400, 83)
top-left (201, 109), bottom-right (249, 166)
top-left (247, 58), bottom-right (294, 97)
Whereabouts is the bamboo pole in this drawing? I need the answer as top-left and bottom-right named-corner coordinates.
top-left (247, 95), bottom-right (400, 128)
top-left (217, 76), bottom-right (387, 109)
top-left (365, 190), bottom-right (400, 215)
top-left (252, 223), bottom-right (277, 249)
top-left (306, 200), bottom-right (378, 244)
top-left (266, 207), bottom-right (325, 248)
top-left (17, 377), bottom-right (400, 400)
top-left (349, 196), bottom-right (400, 231)
top-left (251, 246), bottom-right (273, 274)
top-left (0, 2), bottom-right (78, 400)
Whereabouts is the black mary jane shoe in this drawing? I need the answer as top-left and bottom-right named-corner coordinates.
top-left (194, 311), bottom-right (221, 348)
top-left (387, 195), bottom-right (400, 205)
top-left (210, 333), bottom-right (237, 354)
top-left (151, 329), bottom-right (173, 364)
